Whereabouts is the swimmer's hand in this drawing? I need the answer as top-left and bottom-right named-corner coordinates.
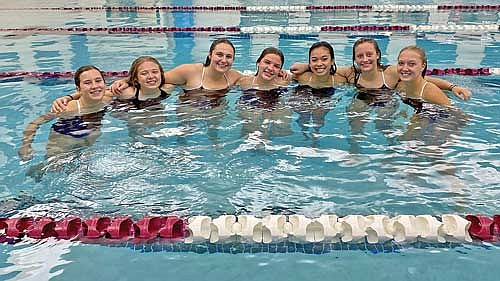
top-left (452, 86), bottom-right (472, 100)
top-left (290, 62), bottom-right (310, 75)
top-left (18, 145), bottom-right (34, 161)
top-left (110, 78), bottom-right (129, 95)
top-left (278, 70), bottom-right (291, 81)
top-left (50, 96), bottom-right (72, 113)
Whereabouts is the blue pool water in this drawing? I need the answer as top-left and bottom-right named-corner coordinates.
top-left (1, 0), bottom-right (500, 280)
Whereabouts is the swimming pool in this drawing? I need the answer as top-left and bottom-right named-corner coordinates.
top-left (1, 0), bottom-right (500, 280)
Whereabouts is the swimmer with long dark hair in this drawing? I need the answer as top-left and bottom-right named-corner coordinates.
top-left (289, 41), bottom-right (346, 146)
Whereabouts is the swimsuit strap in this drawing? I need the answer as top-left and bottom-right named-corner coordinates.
top-left (76, 100), bottom-right (81, 115)
top-left (380, 70), bottom-right (389, 89)
top-left (193, 66), bottom-right (205, 89)
top-left (186, 65), bottom-right (230, 91)
top-left (251, 75), bottom-right (257, 88)
top-left (134, 87), bottom-right (140, 100)
top-left (419, 81), bottom-right (428, 99)
top-left (198, 66), bottom-right (231, 89)
top-left (307, 74), bottom-right (335, 87)
top-left (223, 72), bottom-right (230, 88)
top-left (201, 66), bottom-right (206, 83)
top-left (160, 88), bottom-right (168, 98)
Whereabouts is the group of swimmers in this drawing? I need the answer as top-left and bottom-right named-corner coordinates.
top-left (18, 38), bottom-right (472, 161)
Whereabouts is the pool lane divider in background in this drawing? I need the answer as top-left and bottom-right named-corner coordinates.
top-left (0, 24), bottom-right (499, 34)
top-left (1, 68), bottom-right (498, 80)
top-left (0, 5), bottom-right (499, 12)
top-left (1, 214), bottom-right (500, 245)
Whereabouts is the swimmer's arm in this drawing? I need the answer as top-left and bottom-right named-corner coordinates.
top-left (109, 77), bottom-right (132, 96)
top-left (336, 66), bottom-right (354, 84)
top-left (50, 92), bottom-right (81, 113)
top-left (278, 70), bottom-right (293, 83)
top-left (383, 65), bottom-right (403, 88)
top-left (289, 62), bottom-right (309, 75)
top-left (18, 113), bottom-right (56, 161)
top-left (163, 64), bottom-right (194, 86)
top-left (426, 77), bottom-right (472, 100)
top-left (227, 69), bottom-right (245, 87)
top-left (113, 87), bottom-right (135, 100)
top-left (423, 84), bottom-right (452, 106)
top-left (290, 63), bottom-right (352, 82)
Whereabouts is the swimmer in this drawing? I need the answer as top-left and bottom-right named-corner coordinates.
top-left (237, 47), bottom-right (293, 139)
top-left (396, 45), bottom-right (451, 112)
top-left (111, 56), bottom-right (171, 110)
top-left (238, 47), bottom-right (290, 109)
top-left (288, 42), bottom-right (344, 145)
top-left (293, 41), bottom-right (347, 89)
top-left (19, 65), bottom-right (112, 161)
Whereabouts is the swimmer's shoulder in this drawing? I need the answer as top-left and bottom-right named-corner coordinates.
top-left (238, 75), bottom-right (253, 90)
top-left (293, 72), bottom-right (311, 84)
top-left (226, 69), bottom-right (245, 86)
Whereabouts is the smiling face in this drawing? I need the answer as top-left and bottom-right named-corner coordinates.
top-left (354, 41), bottom-right (380, 73)
top-left (136, 61), bottom-right (162, 90)
top-left (208, 42), bottom-right (234, 73)
top-left (309, 46), bottom-right (333, 77)
top-left (257, 53), bottom-right (283, 81)
top-left (397, 49), bottom-right (426, 82)
top-left (77, 69), bottom-right (106, 100)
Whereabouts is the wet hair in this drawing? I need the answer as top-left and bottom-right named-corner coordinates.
top-left (254, 47), bottom-right (285, 75)
top-left (127, 56), bottom-right (166, 89)
top-left (398, 45), bottom-right (428, 78)
top-left (308, 41), bottom-right (337, 75)
top-left (74, 65), bottom-right (104, 88)
top-left (204, 38), bottom-right (236, 67)
top-left (351, 38), bottom-right (382, 85)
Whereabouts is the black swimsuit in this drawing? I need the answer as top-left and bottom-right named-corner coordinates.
top-left (294, 85), bottom-right (336, 98)
top-left (132, 88), bottom-right (169, 110)
top-left (113, 88), bottom-right (169, 111)
top-left (400, 96), bottom-right (424, 113)
top-left (239, 87), bottom-right (288, 109)
top-left (354, 68), bottom-right (395, 106)
top-left (399, 81), bottom-right (428, 114)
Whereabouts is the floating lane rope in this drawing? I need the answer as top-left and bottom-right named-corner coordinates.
top-left (0, 24), bottom-right (498, 34)
top-left (0, 68), bottom-right (497, 80)
top-left (0, 71), bottom-right (129, 79)
top-left (0, 5), bottom-right (499, 12)
top-left (0, 26), bottom-right (242, 33)
top-left (1, 214), bottom-right (500, 245)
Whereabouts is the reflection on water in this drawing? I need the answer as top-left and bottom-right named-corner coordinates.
top-left (0, 239), bottom-right (73, 280)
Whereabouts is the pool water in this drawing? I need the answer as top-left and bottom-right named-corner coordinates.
top-left (1, 0), bottom-right (500, 280)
